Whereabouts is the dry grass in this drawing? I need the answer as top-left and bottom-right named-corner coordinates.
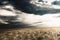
top-left (0, 28), bottom-right (60, 40)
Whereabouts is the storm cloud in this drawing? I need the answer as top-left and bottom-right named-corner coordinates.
top-left (0, 0), bottom-right (60, 28)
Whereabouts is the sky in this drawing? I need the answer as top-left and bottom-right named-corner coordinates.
top-left (20, 0), bottom-right (60, 27)
top-left (0, 0), bottom-right (60, 28)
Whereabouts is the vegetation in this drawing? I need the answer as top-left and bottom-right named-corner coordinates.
top-left (0, 28), bottom-right (60, 40)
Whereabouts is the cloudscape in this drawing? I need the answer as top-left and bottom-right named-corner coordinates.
top-left (0, 0), bottom-right (60, 28)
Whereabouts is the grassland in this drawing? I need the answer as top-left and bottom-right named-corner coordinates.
top-left (0, 28), bottom-right (60, 40)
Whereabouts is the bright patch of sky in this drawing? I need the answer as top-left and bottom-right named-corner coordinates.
top-left (0, 9), bottom-right (16, 16)
top-left (16, 12), bottom-right (60, 27)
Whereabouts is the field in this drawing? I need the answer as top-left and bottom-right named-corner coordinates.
top-left (0, 28), bottom-right (60, 40)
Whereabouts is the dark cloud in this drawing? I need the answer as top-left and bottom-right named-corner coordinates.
top-left (0, 0), bottom-right (60, 28)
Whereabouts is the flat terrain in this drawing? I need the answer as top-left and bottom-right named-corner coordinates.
top-left (0, 28), bottom-right (60, 32)
top-left (0, 28), bottom-right (60, 40)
